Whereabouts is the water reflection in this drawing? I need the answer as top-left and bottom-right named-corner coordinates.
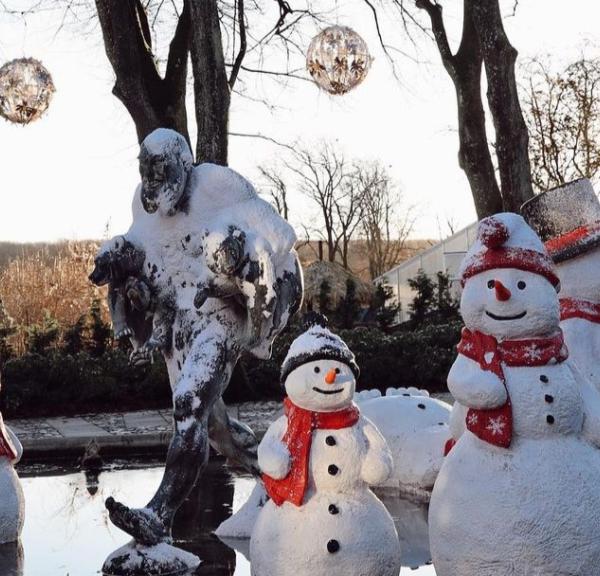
top-left (17, 459), bottom-right (436, 576)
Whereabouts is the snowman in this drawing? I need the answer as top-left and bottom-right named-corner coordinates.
top-left (0, 411), bottom-right (24, 544)
top-left (355, 388), bottom-right (451, 497)
top-left (249, 318), bottom-right (401, 576)
top-left (522, 178), bottom-right (600, 393)
top-left (429, 213), bottom-right (600, 576)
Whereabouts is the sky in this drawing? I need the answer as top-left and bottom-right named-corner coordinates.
top-left (0, 0), bottom-right (599, 243)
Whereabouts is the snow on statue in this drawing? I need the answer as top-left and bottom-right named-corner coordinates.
top-left (250, 316), bottom-right (401, 576)
top-left (429, 213), bottom-right (600, 576)
top-left (90, 129), bottom-right (302, 573)
top-left (522, 178), bottom-right (600, 394)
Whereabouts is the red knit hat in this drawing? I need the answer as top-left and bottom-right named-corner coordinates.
top-left (460, 213), bottom-right (560, 291)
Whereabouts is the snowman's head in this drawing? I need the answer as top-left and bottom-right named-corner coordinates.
top-left (460, 214), bottom-right (561, 340)
top-left (281, 316), bottom-right (360, 412)
top-left (285, 359), bottom-right (356, 412)
top-left (461, 268), bottom-right (560, 339)
top-left (557, 249), bottom-right (600, 303)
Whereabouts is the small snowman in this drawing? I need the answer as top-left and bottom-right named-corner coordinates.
top-left (0, 409), bottom-right (24, 544)
top-left (522, 178), bottom-right (600, 393)
top-left (429, 213), bottom-right (600, 576)
top-left (250, 317), bottom-right (401, 576)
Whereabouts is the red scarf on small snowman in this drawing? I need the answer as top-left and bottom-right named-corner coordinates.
top-left (455, 327), bottom-right (569, 449)
top-left (263, 397), bottom-right (359, 507)
top-left (560, 298), bottom-right (600, 324)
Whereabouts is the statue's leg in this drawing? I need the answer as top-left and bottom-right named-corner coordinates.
top-left (106, 326), bottom-right (238, 544)
top-left (208, 398), bottom-right (260, 476)
top-left (108, 285), bottom-right (132, 340)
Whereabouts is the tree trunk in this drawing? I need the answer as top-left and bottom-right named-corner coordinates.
top-left (189, 0), bottom-right (231, 166)
top-left (417, 0), bottom-right (503, 218)
top-left (95, 0), bottom-right (190, 146)
top-left (471, 0), bottom-right (534, 211)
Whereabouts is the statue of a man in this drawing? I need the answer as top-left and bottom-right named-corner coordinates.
top-left (92, 129), bottom-right (302, 546)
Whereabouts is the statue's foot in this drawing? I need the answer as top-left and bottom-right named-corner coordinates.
top-left (105, 498), bottom-right (169, 546)
top-left (115, 327), bottom-right (133, 340)
top-left (129, 346), bottom-right (154, 367)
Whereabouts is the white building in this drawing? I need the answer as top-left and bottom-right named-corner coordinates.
top-left (375, 222), bottom-right (478, 323)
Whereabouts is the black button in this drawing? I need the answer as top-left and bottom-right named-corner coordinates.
top-left (328, 464), bottom-right (339, 476)
top-left (326, 436), bottom-right (336, 446)
top-left (418, 403), bottom-right (426, 410)
top-left (327, 539), bottom-right (340, 553)
top-left (540, 375), bottom-right (549, 383)
top-left (328, 504), bottom-right (339, 515)
top-left (547, 415), bottom-right (555, 424)
top-left (545, 394), bottom-right (554, 403)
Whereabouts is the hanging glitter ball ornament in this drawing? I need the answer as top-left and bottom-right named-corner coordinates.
top-left (306, 26), bottom-right (372, 95)
top-left (0, 58), bottom-right (55, 124)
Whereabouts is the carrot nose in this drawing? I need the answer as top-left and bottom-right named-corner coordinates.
top-left (325, 369), bottom-right (337, 385)
top-left (494, 280), bottom-right (511, 301)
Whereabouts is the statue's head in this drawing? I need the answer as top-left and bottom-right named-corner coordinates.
top-left (139, 128), bottom-right (193, 216)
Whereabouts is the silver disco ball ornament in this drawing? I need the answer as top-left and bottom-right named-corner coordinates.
top-left (0, 58), bottom-right (55, 124)
top-left (306, 26), bottom-right (372, 95)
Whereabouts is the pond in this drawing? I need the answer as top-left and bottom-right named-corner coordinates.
top-left (10, 458), bottom-right (436, 576)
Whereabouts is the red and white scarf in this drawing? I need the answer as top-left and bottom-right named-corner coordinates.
top-left (560, 298), bottom-right (600, 324)
top-left (456, 327), bottom-right (569, 448)
top-left (263, 397), bottom-right (359, 507)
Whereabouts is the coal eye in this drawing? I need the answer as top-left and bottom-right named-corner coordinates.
top-left (335, 368), bottom-right (340, 374)
top-left (314, 366), bottom-right (320, 373)
top-left (517, 281), bottom-right (526, 290)
top-left (487, 280), bottom-right (495, 289)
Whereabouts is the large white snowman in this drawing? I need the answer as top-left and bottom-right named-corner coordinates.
top-left (0, 413), bottom-right (24, 544)
top-left (429, 213), bottom-right (600, 576)
top-left (522, 178), bottom-right (600, 393)
top-left (250, 318), bottom-right (401, 576)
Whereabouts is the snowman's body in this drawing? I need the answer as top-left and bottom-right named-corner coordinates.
top-left (557, 252), bottom-right (600, 393)
top-left (0, 425), bottom-right (24, 545)
top-left (429, 214), bottom-right (600, 576)
top-left (251, 416), bottom-right (400, 576)
top-left (250, 342), bottom-right (401, 576)
top-left (356, 388), bottom-right (451, 494)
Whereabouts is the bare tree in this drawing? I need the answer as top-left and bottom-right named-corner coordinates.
top-left (355, 162), bottom-right (414, 279)
top-left (522, 56), bottom-right (600, 191)
top-left (276, 142), bottom-right (366, 269)
top-left (415, 0), bottom-right (534, 216)
top-left (259, 165), bottom-right (290, 220)
top-left (5, 0), bottom-right (329, 165)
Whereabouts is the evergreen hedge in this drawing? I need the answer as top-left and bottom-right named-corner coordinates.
top-left (0, 321), bottom-right (462, 418)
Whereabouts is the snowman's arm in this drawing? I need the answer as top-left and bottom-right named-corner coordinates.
top-left (257, 415), bottom-right (291, 479)
top-left (449, 401), bottom-right (468, 442)
top-left (571, 364), bottom-right (600, 447)
top-left (360, 416), bottom-right (393, 485)
top-left (448, 354), bottom-right (507, 410)
top-left (5, 426), bottom-right (23, 464)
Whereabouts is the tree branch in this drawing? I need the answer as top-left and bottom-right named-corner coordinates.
top-left (229, 0), bottom-right (247, 88)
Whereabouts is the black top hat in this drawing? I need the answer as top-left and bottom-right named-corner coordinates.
top-left (521, 178), bottom-right (600, 263)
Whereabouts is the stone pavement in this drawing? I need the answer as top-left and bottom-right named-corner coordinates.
top-left (7, 401), bottom-right (281, 456)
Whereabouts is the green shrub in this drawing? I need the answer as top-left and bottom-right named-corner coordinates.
top-left (0, 320), bottom-right (461, 418)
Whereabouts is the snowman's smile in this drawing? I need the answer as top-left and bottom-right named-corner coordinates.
top-left (485, 310), bottom-right (527, 321)
top-left (312, 386), bottom-right (345, 395)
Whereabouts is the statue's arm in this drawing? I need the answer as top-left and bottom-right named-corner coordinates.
top-left (448, 354), bottom-right (507, 410)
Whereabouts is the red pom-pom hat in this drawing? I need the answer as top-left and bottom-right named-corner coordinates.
top-left (460, 213), bottom-right (560, 290)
